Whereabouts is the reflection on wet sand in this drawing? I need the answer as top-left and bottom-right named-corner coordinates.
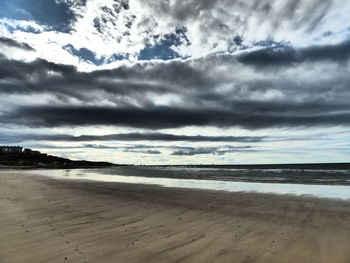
top-left (23, 168), bottom-right (350, 200)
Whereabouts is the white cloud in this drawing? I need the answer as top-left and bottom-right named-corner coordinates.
top-left (2, 0), bottom-right (350, 69)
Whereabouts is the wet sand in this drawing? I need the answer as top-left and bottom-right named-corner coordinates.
top-left (1, 171), bottom-right (350, 263)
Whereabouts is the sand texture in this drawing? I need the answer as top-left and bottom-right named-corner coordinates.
top-left (1, 171), bottom-right (350, 263)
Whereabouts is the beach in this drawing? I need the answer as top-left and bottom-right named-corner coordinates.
top-left (1, 171), bottom-right (350, 263)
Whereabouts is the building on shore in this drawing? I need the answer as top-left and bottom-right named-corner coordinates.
top-left (23, 148), bottom-right (41, 155)
top-left (0, 146), bottom-right (23, 153)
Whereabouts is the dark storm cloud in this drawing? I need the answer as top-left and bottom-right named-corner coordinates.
top-left (25, 143), bottom-right (253, 156)
top-left (0, 55), bottom-right (212, 103)
top-left (0, 37), bottom-right (35, 51)
top-left (1, 39), bottom-right (349, 97)
top-left (80, 144), bottom-right (161, 155)
top-left (238, 39), bottom-right (350, 68)
top-left (0, 38), bottom-right (349, 97)
top-left (25, 143), bottom-right (157, 150)
top-left (1, 131), bottom-right (330, 145)
top-left (2, 132), bottom-right (264, 143)
top-left (82, 144), bottom-right (119, 149)
top-left (172, 147), bottom-right (218, 156)
top-left (1, 37), bottom-right (350, 130)
top-left (4, 102), bottom-right (350, 130)
top-left (171, 146), bottom-right (252, 156)
top-left (0, 57), bottom-right (75, 81)
top-left (124, 149), bottom-right (161, 154)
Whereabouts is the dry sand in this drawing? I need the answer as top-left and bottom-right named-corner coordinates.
top-left (0, 171), bottom-right (350, 263)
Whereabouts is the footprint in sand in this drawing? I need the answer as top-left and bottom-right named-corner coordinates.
top-left (127, 240), bottom-right (139, 247)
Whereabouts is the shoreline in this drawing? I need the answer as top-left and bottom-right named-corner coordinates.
top-left (9, 169), bottom-right (350, 202)
top-left (1, 171), bottom-right (350, 263)
top-left (2, 165), bottom-right (350, 186)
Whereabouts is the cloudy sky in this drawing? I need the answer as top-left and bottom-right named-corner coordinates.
top-left (1, 0), bottom-right (350, 164)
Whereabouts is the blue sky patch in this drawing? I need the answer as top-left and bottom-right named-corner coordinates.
top-left (138, 28), bottom-right (190, 61)
top-left (1, 20), bottom-right (44, 34)
top-left (64, 44), bottom-right (128, 65)
top-left (138, 43), bottom-right (180, 61)
top-left (0, 0), bottom-right (74, 31)
top-left (64, 45), bottom-right (104, 65)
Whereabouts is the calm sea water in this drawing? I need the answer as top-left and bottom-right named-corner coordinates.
top-left (19, 166), bottom-right (350, 200)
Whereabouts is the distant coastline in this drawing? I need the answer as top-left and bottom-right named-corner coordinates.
top-left (0, 146), bottom-right (114, 169)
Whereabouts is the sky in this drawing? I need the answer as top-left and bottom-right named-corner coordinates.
top-left (1, 0), bottom-right (350, 164)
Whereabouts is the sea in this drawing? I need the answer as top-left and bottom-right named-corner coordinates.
top-left (20, 165), bottom-right (350, 200)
